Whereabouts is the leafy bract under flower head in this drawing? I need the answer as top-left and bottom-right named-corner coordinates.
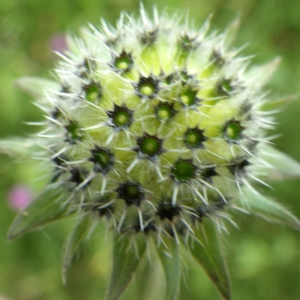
top-left (3, 6), bottom-right (300, 300)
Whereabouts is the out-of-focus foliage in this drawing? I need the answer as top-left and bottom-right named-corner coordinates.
top-left (1, 1), bottom-right (300, 299)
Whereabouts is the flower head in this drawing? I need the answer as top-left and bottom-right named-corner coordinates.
top-left (8, 185), bottom-right (33, 211)
top-left (2, 6), bottom-right (300, 300)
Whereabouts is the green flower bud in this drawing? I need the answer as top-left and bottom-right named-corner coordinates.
top-left (2, 6), bottom-right (300, 300)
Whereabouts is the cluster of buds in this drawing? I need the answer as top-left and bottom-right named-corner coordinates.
top-left (2, 7), bottom-right (300, 300)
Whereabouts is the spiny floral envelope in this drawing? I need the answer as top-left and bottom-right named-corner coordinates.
top-left (2, 6), bottom-right (300, 300)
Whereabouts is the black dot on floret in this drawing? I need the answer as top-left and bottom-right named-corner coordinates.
top-left (193, 205), bottom-right (210, 222)
top-left (164, 73), bottom-right (176, 85)
top-left (164, 222), bottom-right (186, 237)
top-left (53, 155), bottom-right (65, 166)
top-left (213, 199), bottom-right (227, 211)
top-left (77, 58), bottom-right (96, 78)
top-left (229, 158), bottom-right (250, 177)
top-left (180, 70), bottom-right (195, 83)
top-left (246, 140), bottom-right (258, 152)
top-left (184, 128), bottom-right (206, 149)
top-left (52, 107), bottom-right (62, 119)
top-left (217, 79), bottom-right (234, 96)
top-left (131, 216), bottom-right (156, 234)
top-left (51, 171), bottom-right (63, 183)
top-left (112, 51), bottom-right (134, 74)
top-left (105, 36), bottom-right (119, 48)
top-left (139, 28), bottom-right (158, 45)
top-left (137, 134), bottom-right (164, 158)
top-left (60, 84), bottom-right (71, 94)
top-left (57, 85), bottom-right (72, 101)
top-left (83, 82), bottom-right (102, 102)
top-left (200, 167), bottom-right (218, 183)
top-left (193, 197), bottom-right (228, 223)
top-left (89, 146), bottom-right (114, 174)
top-left (117, 182), bottom-right (145, 206)
top-left (69, 168), bottom-right (90, 188)
top-left (65, 121), bottom-right (83, 143)
top-left (164, 70), bottom-right (194, 85)
top-left (171, 159), bottom-right (196, 182)
top-left (211, 51), bottom-right (225, 67)
top-left (93, 202), bottom-right (114, 219)
top-left (157, 201), bottom-right (181, 221)
top-left (51, 155), bottom-right (67, 182)
top-left (135, 76), bottom-right (159, 99)
top-left (178, 34), bottom-right (199, 51)
top-left (240, 100), bottom-right (252, 118)
top-left (143, 220), bottom-right (156, 234)
top-left (107, 105), bottom-right (133, 129)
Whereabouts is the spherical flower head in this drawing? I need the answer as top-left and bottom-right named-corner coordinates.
top-left (3, 6), bottom-right (300, 300)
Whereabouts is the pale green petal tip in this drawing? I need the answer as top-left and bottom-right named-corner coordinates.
top-left (261, 145), bottom-right (300, 179)
top-left (15, 77), bottom-right (60, 98)
top-left (223, 17), bottom-right (240, 47)
top-left (262, 95), bottom-right (298, 110)
top-left (242, 185), bottom-right (300, 231)
top-left (0, 138), bottom-right (36, 157)
top-left (248, 57), bottom-right (281, 87)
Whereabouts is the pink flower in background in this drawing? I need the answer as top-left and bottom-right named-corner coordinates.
top-left (50, 34), bottom-right (68, 54)
top-left (8, 185), bottom-right (33, 211)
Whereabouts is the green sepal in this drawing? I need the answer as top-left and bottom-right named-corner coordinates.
top-left (15, 77), bottom-right (60, 98)
top-left (260, 145), bottom-right (300, 179)
top-left (261, 95), bottom-right (297, 111)
top-left (105, 234), bottom-right (147, 300)
top-left (8, 187), bottom-right (74, 240)
top-left (158, 242), bottom-right (181, 300)
top-left (242, 185), bottom-right (300, 230)
top-left (189, 221), bottom-right (231, 300)
top-left (62, 214), bottom-right (95, 283)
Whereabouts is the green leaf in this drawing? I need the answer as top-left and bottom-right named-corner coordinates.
top-left (260, 145), bottom-right (300, 179)
top-left (15, 77), bottom-right (60, 98)
top-left (8, 187), bottom-right (74, 240)
top-left (62, 215), bottom-right (95, 282)
top-left (190, 221), bottom-right (231, 300)
top-left (158, 242), bottom-right (181, 300)
top-left (242, 185), bottom-right (300, 230)
top-left (105, 234), bottom-right (146, 300)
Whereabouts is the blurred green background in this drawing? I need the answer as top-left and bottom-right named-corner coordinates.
top-left (1, 0), bottom-right (300, 299)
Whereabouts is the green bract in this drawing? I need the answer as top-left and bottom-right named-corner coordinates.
top-left (2, 6), bottom-right (300, 300)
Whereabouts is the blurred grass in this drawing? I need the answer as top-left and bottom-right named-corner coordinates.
top-left (1, 1), bottom-right (300, 299)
